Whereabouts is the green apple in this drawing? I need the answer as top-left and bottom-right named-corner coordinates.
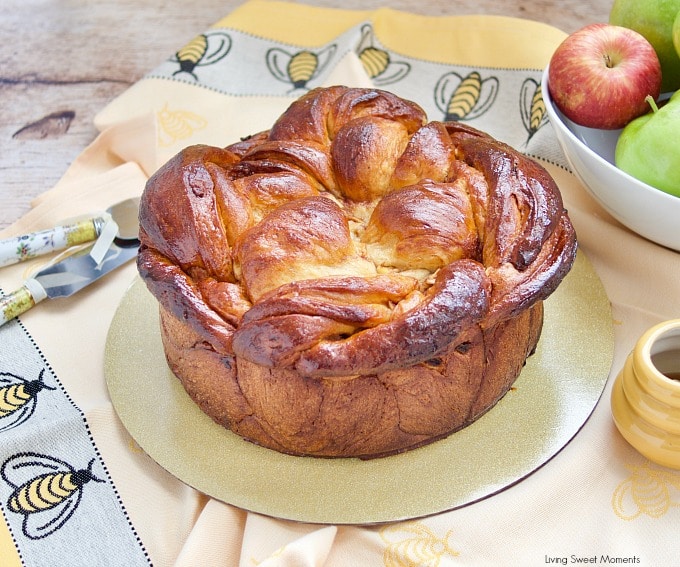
top-left (674, 9), bottom-right (680, 59)
top-left (610, 0), bottom-right (680, 92)
top-left (615, 91), bottom-right (680, 197)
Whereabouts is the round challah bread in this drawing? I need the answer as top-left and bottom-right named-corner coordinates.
top-left (138, 86), bottom-right (577, 458)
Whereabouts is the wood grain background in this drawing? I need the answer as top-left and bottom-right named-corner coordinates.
top-left (0, 0), bottom-right (610, 229)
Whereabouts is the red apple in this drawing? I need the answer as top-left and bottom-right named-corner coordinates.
top-left (547, 23), bottom-right (662, 130)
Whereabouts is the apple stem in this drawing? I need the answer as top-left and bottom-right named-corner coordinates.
top-left (646, 95), bottom-right (659, 113)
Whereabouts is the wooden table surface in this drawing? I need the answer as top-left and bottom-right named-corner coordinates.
top-left (0, 0), bottom-right (610, 230)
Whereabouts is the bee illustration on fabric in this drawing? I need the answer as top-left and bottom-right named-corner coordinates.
top-left (612, 461), bottom-right (680, 520)
top-left (355, 24), bottom-right (411, 86)
top-left (1, 452), bottom-right (106, 540)
top-left (519, 77), bottom-right (549, 144)
top-left (380, 521), bottom-right (460, 566)
top-left (171, 31), bottom-right (232, 80)
top-left (265, 44), bottom-right (337, 91)
top-left (0, 369), bottom-right (55, 433)
top-left (157, 103), bottom-right (208, 147)
top-left (434, 70), bottom-right (499, 122)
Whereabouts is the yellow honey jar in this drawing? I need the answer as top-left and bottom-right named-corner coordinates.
top-left (611, 319), bottom-right (680, 470)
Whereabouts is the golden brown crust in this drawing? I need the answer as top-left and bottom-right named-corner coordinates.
top-left (159, 300), bottom-right (544, 458)
top-left (138, 86), bottom-right (577, 458)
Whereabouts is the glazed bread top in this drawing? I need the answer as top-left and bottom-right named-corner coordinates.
top-left (138, 86), bottom-right (577, 378)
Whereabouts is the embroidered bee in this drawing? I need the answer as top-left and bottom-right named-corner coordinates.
top-left (434, 70), bottom-right (499, 122)
top-left (156, 103), bottom-right (208, 147)
top-left (612, 461), bottom-right (680, 520)
top-left (172, 31), bottom-right (232, 80)
top-left (520, 77), bottom-right (548, 144)
top-left (0, 369), bottom-right (55, 433)
top-left (1, 452), bottom-right (105, 540)
top-left (265, 44), bottom-right (337, 91)
top-left (356, 24), bottom-right (411, 85)
top-left (380, 521), bottom-right (459, 566)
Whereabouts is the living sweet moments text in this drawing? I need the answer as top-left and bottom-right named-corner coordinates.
top-left (545, 556), bottom-right (641, 565)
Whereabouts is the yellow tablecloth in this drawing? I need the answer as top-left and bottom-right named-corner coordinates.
top-left (1, 1), bottom-right (679, 565)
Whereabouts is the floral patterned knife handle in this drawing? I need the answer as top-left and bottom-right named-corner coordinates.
top-left (0, 217), bottom-right (104, 267)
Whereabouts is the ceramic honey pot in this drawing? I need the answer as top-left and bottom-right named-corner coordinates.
top-left (611, 319), bottom-right (680, 470)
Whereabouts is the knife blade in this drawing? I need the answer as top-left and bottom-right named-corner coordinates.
top-left (0, 239), bottom-right (139, 326)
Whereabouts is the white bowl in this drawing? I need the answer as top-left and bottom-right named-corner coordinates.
top-left (541, 67), bottom-right (680, 252)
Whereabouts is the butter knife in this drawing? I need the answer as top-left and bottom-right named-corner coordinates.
top-left (0, 197), bottom-right (140, 267)
top-left (0, 239), bottom-right (139, 326)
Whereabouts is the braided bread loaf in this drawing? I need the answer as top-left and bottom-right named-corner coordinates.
top-left (138, 86), bottom-right (577, 458)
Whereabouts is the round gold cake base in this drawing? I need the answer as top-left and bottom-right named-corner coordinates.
top-left (105, 251), bottom-right (613, 524)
